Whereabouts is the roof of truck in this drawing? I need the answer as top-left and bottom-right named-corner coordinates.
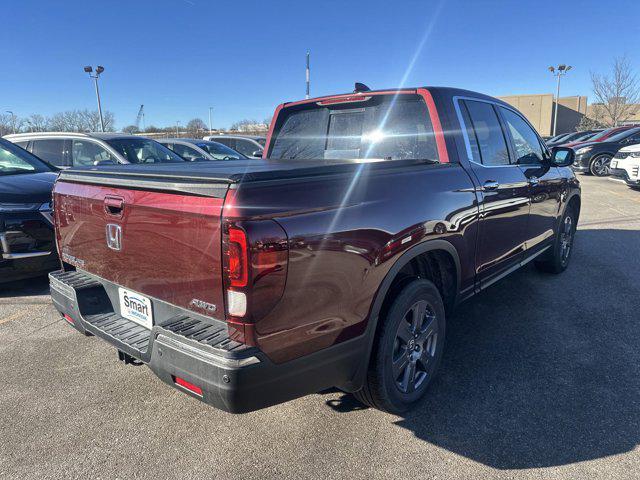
top-left (280, 86), bottom-right (510, 108)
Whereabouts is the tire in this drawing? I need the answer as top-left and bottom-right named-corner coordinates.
top-left (354, 279), bottom-right (446, 414)
top-left (535, 206), bottom-right (577, 274)
top-left (589, 154), bottom-right (612, 176)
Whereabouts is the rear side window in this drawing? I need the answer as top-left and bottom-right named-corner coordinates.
top-left (215, 138), bottom-right (233, 148)
top-left (463, 100), bottom-right (510, 166)
top-left (234, 139), bottom-right (259, 156)
top-left (31, 139), bottom-right (67, 166)
top-left (269, 95), bottom-right (439, 162)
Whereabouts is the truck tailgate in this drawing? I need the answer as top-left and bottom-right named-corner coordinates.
top-left (53, 180), bottom-right (227, 318)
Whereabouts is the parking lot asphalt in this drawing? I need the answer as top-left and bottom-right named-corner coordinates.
top-left (1, 174), bottom-right (639, 480)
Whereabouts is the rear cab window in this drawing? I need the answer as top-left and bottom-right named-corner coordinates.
top-left (268, 94), bottom-right (440, 163)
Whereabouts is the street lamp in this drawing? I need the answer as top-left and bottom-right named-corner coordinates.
top-left (208, 106), bottom-right (213, 135)
top-left (84, 65), bottom-right (105, 132)
top-left (176, 121), bottom-right (180, 137)
top-left (5, 111), bottom-right (15, 134)
top-left (548, 64), bottom-right (572, 137)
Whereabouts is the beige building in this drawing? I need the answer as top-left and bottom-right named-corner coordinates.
top-left (498, 94), bottom-right (588, 136)
top-left (585, 103), bottom-right (640, 126)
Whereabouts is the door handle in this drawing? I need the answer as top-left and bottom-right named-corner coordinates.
top-left (482, 180), bottom-right (500, 191)
top-left (104, 196), bottom-right (124, 217)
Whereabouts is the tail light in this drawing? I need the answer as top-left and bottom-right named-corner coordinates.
top-left (222, 219), bottom-right (288, 346)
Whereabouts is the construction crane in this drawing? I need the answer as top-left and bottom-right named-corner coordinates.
top-left (135, 105), bottom-right (145, 132)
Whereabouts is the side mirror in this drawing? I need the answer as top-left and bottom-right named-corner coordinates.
top-left (252, 150), bottom-right (263, 158)
top-left (550, 146), bottom-right (574, 167)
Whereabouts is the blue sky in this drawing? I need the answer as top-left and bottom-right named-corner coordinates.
top-left (2, 0), bottom-right (639, 129)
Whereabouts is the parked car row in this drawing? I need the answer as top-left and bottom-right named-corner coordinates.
top-left (0, 132), bottom-right (263, 284)
top-left (3, 132), bottom-right (259, 168)
top-left (545, 126), bottom-right (640, 179)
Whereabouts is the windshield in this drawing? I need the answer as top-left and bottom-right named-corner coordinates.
top-left (0, 139), bottom-right (52, 176)
top-left (588, 129), bottom-right (617, 141)
top-left (269, 94), bottom-right (439, 162)
top-left (197, 142), bottom-right (246, 160)
top-left (606, 127), bottom-right (640, 143)
top-left (106, 138), bottom-right (184, 164)
top-left (575, 132), bottom-right (596, 141)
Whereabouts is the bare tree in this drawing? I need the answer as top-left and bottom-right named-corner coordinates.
top-left (0, 113), bottom-right (13, 136)
top-left (26, 114), bottom-right (48, 132)
top-left (0, 112), bottom-right (21, 135)
top-left (186, 118), bottom-right (207, 136)
top-left (230, 118), bottom-right (268, 133)
top-left (590, 56), bottom-right (640, 126)
top-left (122, 125), bottom-right (140, 134)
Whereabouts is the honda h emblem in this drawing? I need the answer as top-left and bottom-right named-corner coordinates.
top-left (106, 224), bottom-right (122, 251)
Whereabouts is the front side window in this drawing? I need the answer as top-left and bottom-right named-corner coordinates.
top-left (463, 100), bottom-right (510, 166)
top-left (269, 94), bottom-right (439, 162)
top-left (499, 107), bottom-right (544, 164)
top-left (72, 140), bottom-right (114, 166)
top-left (105, 138), bottom-right (184, 164)
top-left (172, 143), bottom-right (202, 161)
top-left (31, 139), bottom-right (66, 166)
top-left (0, 139), bottom-right (51, 176)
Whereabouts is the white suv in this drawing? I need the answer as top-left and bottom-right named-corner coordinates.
top-left (610, 144), bottom-right (640, 188)
top-left (3, 132), bottom-right (183, 168)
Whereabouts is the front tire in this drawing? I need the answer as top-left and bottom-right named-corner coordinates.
top-left (535, 206), bottom-right (577, 274)
top-left (589, 154), bottom-right (612, 176)
top-left (354, 279), bottom-right (445, 414)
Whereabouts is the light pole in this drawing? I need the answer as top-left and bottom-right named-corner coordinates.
top-left (5, 111), bottom-right (16, 134)
top-left (305, 52), bottom-right (310, 99)
top-left (208, 107), bottom-right (213, 135)
top-left (548, 64), bottom-right (572, 137)
top-left (176, 121), bottom-right (180, 137)
top-left (84, 65), bottom-right (105, 132)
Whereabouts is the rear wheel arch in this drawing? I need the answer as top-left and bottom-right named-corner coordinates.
top-left (353, 240), bottom-right (461, 388)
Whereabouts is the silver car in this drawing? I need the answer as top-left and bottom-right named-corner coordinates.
top-left (157, 138), bottom-right (249, 161)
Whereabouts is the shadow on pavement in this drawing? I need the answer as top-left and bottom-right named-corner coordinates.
top-left (331, 228), bottom-right (640, 469)
top-left (0, 275), bottom-right (50, 298)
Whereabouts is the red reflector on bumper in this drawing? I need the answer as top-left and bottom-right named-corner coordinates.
top-left (173, 376), bottom-right (203, 396)
top-left (63, 314), bottom-right (74, 324)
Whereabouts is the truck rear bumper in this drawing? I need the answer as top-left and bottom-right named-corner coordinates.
top-left (49, 270), bottom-right (365, 413)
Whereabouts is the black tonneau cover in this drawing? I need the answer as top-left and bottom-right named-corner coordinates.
top-left (57, 158), bottom-right (431, 197)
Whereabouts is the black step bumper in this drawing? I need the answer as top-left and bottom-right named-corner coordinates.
top-left (49, 270), bottom-right (365, 413)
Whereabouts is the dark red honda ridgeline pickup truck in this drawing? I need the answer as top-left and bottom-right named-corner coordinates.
top-left (49, 86), bottom-right (580, 413)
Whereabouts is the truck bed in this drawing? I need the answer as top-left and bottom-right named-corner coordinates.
top-left (57, 158), bottom-right (431, 196)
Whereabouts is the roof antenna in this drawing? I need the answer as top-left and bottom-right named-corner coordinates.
top-left (354, 82), bottom-right (371, 93)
